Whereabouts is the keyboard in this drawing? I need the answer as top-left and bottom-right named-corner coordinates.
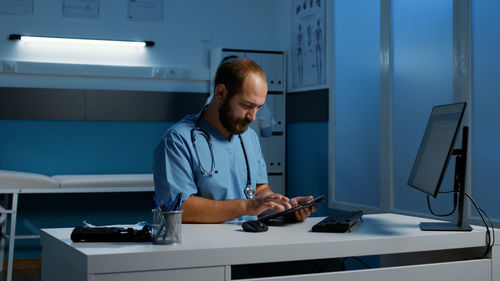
top-left (311, 210), bottom-right (363, 233)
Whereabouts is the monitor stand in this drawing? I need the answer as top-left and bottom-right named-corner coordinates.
top-left (420, 126), bottom-right (472, 232)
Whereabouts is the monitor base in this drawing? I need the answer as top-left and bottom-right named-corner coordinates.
top-left (420, 222), bottom-right (472, 231)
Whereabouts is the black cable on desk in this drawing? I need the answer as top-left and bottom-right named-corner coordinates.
top-left (426, 193), bottom-right (457, 217)
top-left (430, 190), bottom-right (495, 258)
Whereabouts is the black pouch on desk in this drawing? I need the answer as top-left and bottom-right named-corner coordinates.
top-left (311, 210), bottom-right (363, 233)
top-left (70, 226), bottom-right (152, 242)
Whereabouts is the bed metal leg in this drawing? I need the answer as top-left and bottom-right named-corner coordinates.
top-left (6, 193), bottom-right (18, 281)
top-left (0, 193), bottom-right (8, 273)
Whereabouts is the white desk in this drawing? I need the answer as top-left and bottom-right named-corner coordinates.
top-left (40, 213), bottom-right (499, 281)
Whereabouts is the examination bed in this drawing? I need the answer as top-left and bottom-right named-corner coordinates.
top-left (0, 170), bottom-right (154, 281)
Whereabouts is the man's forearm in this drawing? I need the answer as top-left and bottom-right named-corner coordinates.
top-left (181, 196), bottom-right (250, 223)
top-left (256, 184), bottom-right (273, 196)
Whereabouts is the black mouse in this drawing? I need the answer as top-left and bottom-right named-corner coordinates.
top-left (242, 220), bottom-right (268, 232)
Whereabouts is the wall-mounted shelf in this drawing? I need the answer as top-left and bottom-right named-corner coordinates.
top-left (0, 60), bottom-right (210, 81)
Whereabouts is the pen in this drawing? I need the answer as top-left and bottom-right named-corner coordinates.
top-left (177, 197), bottom-right (184, 211)
top-left (172, 193), bottom-right (183, 211)
top-left (153, 196), bottom-right (162, 211)
top-left (161, 194), bottom-right (181, 240)
top-left (164, 197), bottom-right (174, 211)
top-left (152, 196), bottom-right (167, 239)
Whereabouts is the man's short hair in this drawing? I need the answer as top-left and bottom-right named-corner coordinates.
top-left (214, 57), bottom-right (266, 98)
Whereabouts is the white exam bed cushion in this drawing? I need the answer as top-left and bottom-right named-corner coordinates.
top-left (0, 170), bottom-right (59, 189)
top-left (51, 174), bottom-right (154, 188)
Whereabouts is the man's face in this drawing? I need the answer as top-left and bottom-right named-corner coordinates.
top-left (219, 72), bottom-right (268, 135)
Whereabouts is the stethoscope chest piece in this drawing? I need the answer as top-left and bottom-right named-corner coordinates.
top-left (244, 185), bottom-right (256, 199)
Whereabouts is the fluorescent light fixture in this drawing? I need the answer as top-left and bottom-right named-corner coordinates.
top-left (9, 34), bottom-right (155, 47)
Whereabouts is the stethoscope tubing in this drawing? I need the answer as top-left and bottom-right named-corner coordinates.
top-left (191, 106), bottom-right (255, 199)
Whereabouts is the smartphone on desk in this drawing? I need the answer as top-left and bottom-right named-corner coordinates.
top-left (257, 195), bottom-right (325, 223)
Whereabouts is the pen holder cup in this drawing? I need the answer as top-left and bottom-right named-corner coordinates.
top-left (152, 210), bottom-right (183, 245)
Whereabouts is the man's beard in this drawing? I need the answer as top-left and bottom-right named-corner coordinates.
top-left (219, 98), bottom-right (252, 135)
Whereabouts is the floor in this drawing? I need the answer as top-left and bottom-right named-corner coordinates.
top-left (1, 269), bottom-right (41, 281)
top-left (1, 259), bottom-right (41, 281)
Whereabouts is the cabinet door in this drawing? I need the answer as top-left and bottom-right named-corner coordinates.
top-left (245, 52), bottom-right (284, 92)
top-left (265, 53), bottom-right (285, 92)
top-left (221, 50), bottom-right (246, 60)
top-left (268, 174), bottom-right (284, 195)
top-left (266, 135), bottom-right (285, 174)
top-left (271, 94), bottom-right (286, 132)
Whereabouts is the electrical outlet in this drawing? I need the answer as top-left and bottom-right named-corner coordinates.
top-left (3, 61), bottom-right (16, 73)
top-left (165, 68), bottom-right (177, 80)
top-left (153, 68), bottom-right (164, 79)
top-left (180, 69), bottom-right (190, 80)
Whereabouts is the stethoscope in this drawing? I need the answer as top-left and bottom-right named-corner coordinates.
top-left (190, 106), bottom-right (256, 199)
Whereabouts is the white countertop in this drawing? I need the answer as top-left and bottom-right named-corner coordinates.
top-left (41, 213), bottom-right (489, 275)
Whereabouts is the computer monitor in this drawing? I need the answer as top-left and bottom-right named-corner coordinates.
top-left (407, 102), bottom-right (472, 231)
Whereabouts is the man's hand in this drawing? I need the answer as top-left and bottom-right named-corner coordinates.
top-left (247, 193), bottom-right (291, 216)
top-left (289, 196), bottom-right (317, 222)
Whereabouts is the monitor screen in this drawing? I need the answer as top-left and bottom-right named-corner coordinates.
top-left (407, 102), bottom-right (466, 197)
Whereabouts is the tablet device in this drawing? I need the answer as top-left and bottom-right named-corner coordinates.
top-left (257, 195), bottom-right (325, 222)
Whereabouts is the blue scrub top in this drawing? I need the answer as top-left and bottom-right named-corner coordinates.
top-left (153, 114), bottom-right (268, 221)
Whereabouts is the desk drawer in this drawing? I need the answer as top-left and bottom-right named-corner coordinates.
top-left (243, 259), bottom-right (491, 281)
top-left (93, 266), bottom-right (225, 281)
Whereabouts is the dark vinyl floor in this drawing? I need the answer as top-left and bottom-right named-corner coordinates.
top-left (1, 259), bottom-right (41, 281)
top-left (1, 269), bottom-right (41, 281)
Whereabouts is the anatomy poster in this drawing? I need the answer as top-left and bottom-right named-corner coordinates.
top-left (291, 0), bottom-right (326, 88)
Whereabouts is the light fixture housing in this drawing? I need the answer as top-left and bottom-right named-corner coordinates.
top-left (9, 34), bottom-right (155, 47)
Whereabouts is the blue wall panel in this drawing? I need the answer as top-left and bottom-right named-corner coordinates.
top-left (286, 122), bottom-right (330, 216)
top-left (333, 0), bottom-right (380, 207)
top-left (0, 120), bottom-right (172, 174)
top-left (392, 0), bottom-right (454, 213)
top-left (471, 0), bottom-right (500, 219)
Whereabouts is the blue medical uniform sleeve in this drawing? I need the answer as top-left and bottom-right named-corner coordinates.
top-left (153, 131), bottom-right (197, 205)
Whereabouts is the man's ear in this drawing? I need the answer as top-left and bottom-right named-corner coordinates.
top-left (214, 84), bottom-right (227, 100)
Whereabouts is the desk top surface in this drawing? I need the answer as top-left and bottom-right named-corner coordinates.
top-left (41, 213), bottom-right (491, 274)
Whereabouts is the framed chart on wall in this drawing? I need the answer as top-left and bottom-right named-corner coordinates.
top-left (0, 0), bottom-right (33, 15)
top-left (291, 0), bottom-right (326, 89)
top-left (62, 0), bottom-right (100, 19)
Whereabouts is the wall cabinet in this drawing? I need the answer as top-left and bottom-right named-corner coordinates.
top-left (210, 48), bottom-right (286, 195)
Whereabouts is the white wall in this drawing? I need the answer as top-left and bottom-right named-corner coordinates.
top-left (0, 0), bottom-right (290, 92)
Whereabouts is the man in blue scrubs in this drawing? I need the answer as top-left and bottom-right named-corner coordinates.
top-left (153, 57), bottom-right (316, 223)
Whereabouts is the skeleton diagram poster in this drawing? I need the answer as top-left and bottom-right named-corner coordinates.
top-left (291, 0), bottom-right (326, 89)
